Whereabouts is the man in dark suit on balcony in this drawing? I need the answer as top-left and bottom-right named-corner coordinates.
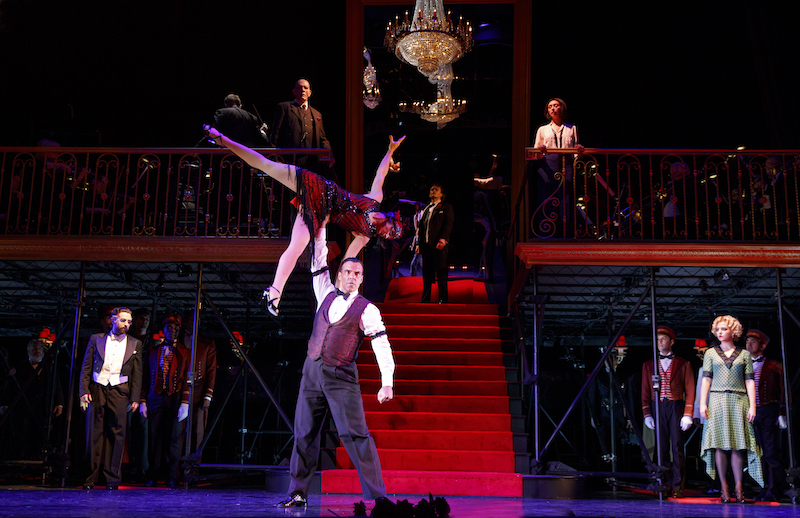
top-left (745, 329), bottom-right (787, 502)
top-left (79, 307), bottom-right (142, 490)
top-left (213, 93), bottom-right (268, 148)
top-left (269, 78), bottom-right (335, 177)
top-left (416, 183), bottom-right (454, 304)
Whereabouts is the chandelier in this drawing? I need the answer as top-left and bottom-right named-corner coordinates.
top-left (362, 48), bottom-right (381, 110)
top-left (385, 0), bottom-right (473, 79)
top-left (399, 64), bottom-right (467, 129)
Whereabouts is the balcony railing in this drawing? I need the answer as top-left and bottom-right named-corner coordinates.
top-left (524, 148), bottom-right (800, 241)
top-left (0, 147), bottom-right (332, 239)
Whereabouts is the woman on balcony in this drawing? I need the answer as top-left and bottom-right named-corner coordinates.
top-left (699, 314), bottom-right (763, 503)
top-left (204, 125), bottom-right (405, 316)
top-left (532, 97), bottom-right (584, 237)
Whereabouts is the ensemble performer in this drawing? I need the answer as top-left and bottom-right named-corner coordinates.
top-left (744, 329), bottom-right (787, 502)
top-left (699, 315), bottom-right (763, 503)
top-left (277, 217), bottom-right (395, 508)
top-left (204, 125), bottom-right (405, 316)
top-left (531, 97), bottom-right (584, 235)
top-left (416, 183), bottom-right (454, 304)
top-left (79, 307), bottom-right (142, 490)
top-left (640, 325), bottom-right (695, 498)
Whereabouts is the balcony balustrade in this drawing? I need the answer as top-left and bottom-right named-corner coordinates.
top-left (0, 146), bottom-right (333, 239)
top-left (525, 147), bottom-right (800, 242)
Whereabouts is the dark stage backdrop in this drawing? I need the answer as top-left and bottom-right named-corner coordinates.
top-left (0, 2), bottom-right (797, 154)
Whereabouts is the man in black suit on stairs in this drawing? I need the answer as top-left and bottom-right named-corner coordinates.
top-left (416, 183), bottom-right (454, 304)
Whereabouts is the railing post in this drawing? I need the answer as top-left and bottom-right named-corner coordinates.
top-left (61, 261), bottom-right (86, 487)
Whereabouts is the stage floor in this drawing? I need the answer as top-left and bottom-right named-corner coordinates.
top-left (1, 487), bottom-right (799, 518)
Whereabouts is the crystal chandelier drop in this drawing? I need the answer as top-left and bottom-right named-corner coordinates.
top-left (398, 64), bottom-right (467, 129)
top-left (384, 0), bottom-right (473, 79)
top-left (362, 48), bottom-right (381, 110)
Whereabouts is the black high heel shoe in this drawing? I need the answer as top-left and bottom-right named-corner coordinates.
top-left (720, 489), bottom-right (731, 504)
top-left (736, 490), bottom-right (747, 504)
top-left (261, 286), bottom-right (281, 316)
top-left (203, 124), bottom-right (223, 146)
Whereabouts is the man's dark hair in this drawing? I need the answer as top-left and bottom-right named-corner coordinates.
top-left (431, 183), bottom-right (445, 201)
top-left (338, 257), bottom-right (364, 274)
top-left (224, 93), bottom-right (242, 107)
top-left (111, 307), bottom-right (133, 318)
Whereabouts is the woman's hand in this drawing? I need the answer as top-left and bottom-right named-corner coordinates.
top-left (700, 404), bottom-right (708, 420)
top-left (747, 405), bottom-right (756, 423)
top-left (389, 159), bottom-right (401, 173)
top-left (388, 135), bottom-right (406, 155)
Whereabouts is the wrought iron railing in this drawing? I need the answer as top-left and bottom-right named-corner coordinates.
top-left (0, 147), bottom-right (332, 238)
top-left (525, 148), bottom-right (800, 241)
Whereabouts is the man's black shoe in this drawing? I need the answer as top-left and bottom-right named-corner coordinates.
top-left (167, 479), bottom-right (178, 489)
top-left (277, 493), bottom-right (307, 508)
top-left (144, 479), bottom-right (156, 487)
top-left (82, 484), bottom-right (93, 490)
top-left (105, 484), bottom-right (118, 490)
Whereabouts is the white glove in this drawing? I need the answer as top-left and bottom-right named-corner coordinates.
top-left (644, 416), bottom-right (655, 430)
top-left (778, 416), bottom-right (788, 430)
top-left (680, 416), bottom-right (693, 431)
top-left (177, 402), bottom-right (189, 422)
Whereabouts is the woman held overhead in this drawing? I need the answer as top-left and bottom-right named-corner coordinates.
top-left (204, 125), bottom-right (405, 315)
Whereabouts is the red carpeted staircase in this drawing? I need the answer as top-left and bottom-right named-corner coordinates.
top-left (320, 277), bottom-right (525, 497)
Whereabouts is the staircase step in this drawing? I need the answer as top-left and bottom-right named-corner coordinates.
top-left (378, 303), bottom-right (499, 315)
top-left (365, 411), bottom-right (512, 431)
top-left (359, 379), bottom-right (509, 396)
top-left (335, 448), bottom-right (516, 472)
top-left (358, 364), bottom-right (507, 381)
top-left (364, 395), bottom-right (510, 414)
top-left (368, 429), bottom-right (514, 451)
top-left (377, 337), bottom-right (508, 352)
top-left (358, 350), bottom-right (506, 366)
top-left (382, 314), bottom-right (503, 327)
top-left (384, 325), bottom-right (505, 339)
top-left (320, 469), bottom-right (522, 497)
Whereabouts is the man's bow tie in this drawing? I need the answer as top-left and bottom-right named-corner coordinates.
top-left (752, 356), bottom-right (765, 363)
top-left (659, 353), bottom-right (674, 360)
top-left (335, 288), bottom-right (351, 300)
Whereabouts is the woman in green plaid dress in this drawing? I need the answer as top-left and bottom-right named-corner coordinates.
top-left (699, 315), bottom-right (763, 503)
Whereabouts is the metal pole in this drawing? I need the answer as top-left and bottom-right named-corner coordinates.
top-left (61, 261), bottom-right (86, 487)
top-left (532, 266), bottom-right (540, 468)
top-left (182, 263), bottom-right (202, 487)
top-left (649, 267), bottom-right (664, 500)
top-left (776, 269), bottom-right (797, 487)
top-left (609, 363), bottom-right (617, 481)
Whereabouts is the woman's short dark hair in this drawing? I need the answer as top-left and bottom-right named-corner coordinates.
top-left (544, 97), bottom-right (567, 120)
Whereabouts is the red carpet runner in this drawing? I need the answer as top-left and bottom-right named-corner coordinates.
top-left (320, 276), bottom-right (523, 496)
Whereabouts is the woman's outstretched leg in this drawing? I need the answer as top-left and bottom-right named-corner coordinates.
top-left (263, 214), bottom-right (312, 315)
top-left (204, 125), bottom-right (298, 191)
